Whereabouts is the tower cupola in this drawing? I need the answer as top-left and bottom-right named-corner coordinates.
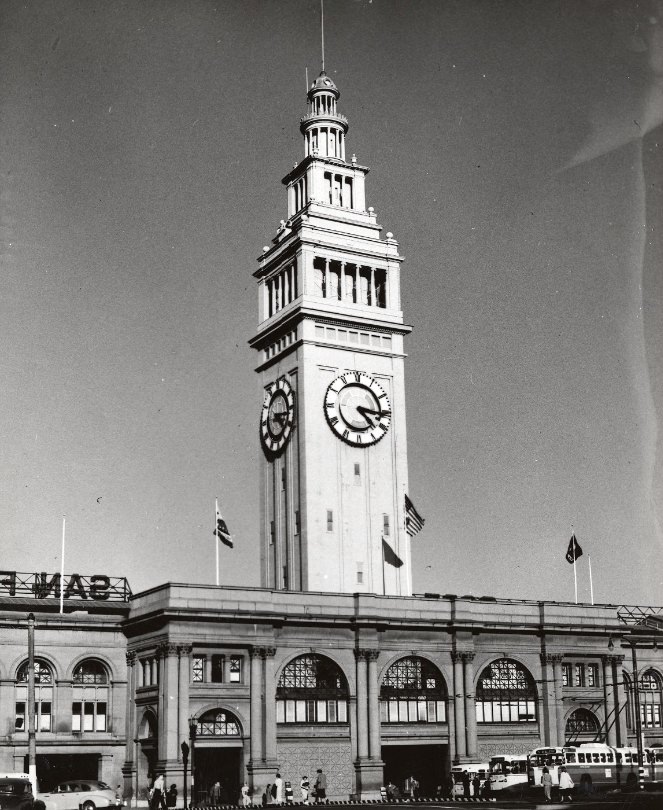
top-left (300, 70), bottom-right (349, 160)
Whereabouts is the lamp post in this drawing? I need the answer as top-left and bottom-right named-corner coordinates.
top-left (188, 719), bottom-right (197, 808)
top-left (180, 742), bottom-right (189, 809)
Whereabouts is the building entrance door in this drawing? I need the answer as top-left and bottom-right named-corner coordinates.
top-left (193, 746), bottom-right (242, 806)
top-left (381, 744), bottom-right (448, 798)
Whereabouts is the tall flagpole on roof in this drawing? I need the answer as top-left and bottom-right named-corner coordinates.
top-left (215, 498), bottom-right (220, 586)
top-left (321, 0), bottom-right (325, 72)
top-left (588, 554), bottom-right (594, 605)
top-left (572, 526), bottom-right (578, 604)
top-left (59, 515), bottom-right (66, 614)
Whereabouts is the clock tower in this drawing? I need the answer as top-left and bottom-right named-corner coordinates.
top-left (249, 69), bottom-right (412, 596)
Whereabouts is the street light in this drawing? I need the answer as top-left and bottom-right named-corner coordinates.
top-left (180, 742), bottom-right (189, 809)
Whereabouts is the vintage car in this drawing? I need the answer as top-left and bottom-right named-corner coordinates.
top-left (35, 781), bottom-right (122, 810)
top-left (0, 774), bottom-right (34, 810)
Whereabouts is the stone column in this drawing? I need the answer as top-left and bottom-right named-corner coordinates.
top-left (354, 650), bottom-right (369, 760)
top-left (354, 649), bottom-right (383, 799)
top-left (540, 653), bottom-right (558, 746)
top-left (158, 643), bottom-right (181, 770)
top-left (122, 652), bottom-right (137, 799)
top-left (551, 655), bottom-right (565, 745)
top-left (462, 653), bottom-right (477, 760)
top-left (262, 648), bottom-right (277, 766)
top-left (612, 655), bottom-right (627, 746)
top-left (324, 259), bottom-right (330, 299)
top-left (249, 648), bottom-right (263, 766)
top-left (452, 653), bottom-right (466, 761)
top-left (178, 646), bottom-right (192, 759)
top-left (603, 655), bottom-right (620, 746)
top-left (369, 268), bottom-right (376, 307)
top-left (366, 651), bottom-right (381, 760)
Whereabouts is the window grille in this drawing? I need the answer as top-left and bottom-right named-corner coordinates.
top-left (197, 709), bottom-right (241, 736)
top-left (380, 657), bottom-right (447, 724)
top-left (276, 654), bottom-right (348, 724)
top-left (476, 658), bottom-right (537, 723)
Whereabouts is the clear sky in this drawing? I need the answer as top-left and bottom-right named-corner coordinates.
top-left (1, 0), bottom-right (661, 605)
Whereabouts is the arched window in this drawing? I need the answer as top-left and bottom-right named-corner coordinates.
top-left (196, 709), bottom-right (241, 737)
top-left (640, 670), bottom-right (662, 728)
top-left (380, 656), bottom-right (447, 723)
top-left (72, 659), bottom-right (109, 732)
top-left (73, 660), bottom-right (108, 684)
top-left (476, 658), bottom-right (537, 723)
top-left (566, 708), bottom-right (601, 741)
top-left (15, 659), bottom-right (52, 731)
top-left (276, 654), bottom-right (348, 724)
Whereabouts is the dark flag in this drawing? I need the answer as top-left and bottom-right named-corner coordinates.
top-left (214, 503), bottom-right (233, 548)
top-left (405, 494), bottom-right (425, 537)
top-left (382, 537), bottom-right (403, 568)
top-left (566, 533), bottom-right (582, 564)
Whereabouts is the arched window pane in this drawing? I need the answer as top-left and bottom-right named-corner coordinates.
top-left (639, 670), bottom-right (662, 728)
top-left (197, 709), bottom-right (241, 737)
top-left (277, 654), bottom-right (348, 724)
top-left (476, 659), bottom-right (537, 724)
top-left (566, 708), bottom-right (600, 736)
top-left (380, 657), bottom-right (447, 724)
top-left (17, 660), bottom-right (52, 684)
top-left (73, 660), bottom-right (108, 684)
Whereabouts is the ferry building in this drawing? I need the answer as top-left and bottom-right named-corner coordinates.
top-left (1, 69), bottom-right (662, 802)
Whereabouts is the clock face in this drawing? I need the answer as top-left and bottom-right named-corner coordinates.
top-left (261, 377), bottom-right (295, 453)
top-left (324, 371), bottom-right (391, 446)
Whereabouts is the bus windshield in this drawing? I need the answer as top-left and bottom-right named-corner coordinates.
top-left (530, 751), bottom-right (564, 767)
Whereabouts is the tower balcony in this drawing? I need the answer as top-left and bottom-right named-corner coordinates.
top-left (300, 111), bottom-right (348, 127)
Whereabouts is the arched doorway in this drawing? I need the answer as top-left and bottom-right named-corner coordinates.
top-left (137, 711), bottom-right (157, 801)
top-left (192, 709), bottom-right (243, 805)
top-left (379, 656), bottom-right (449, 797)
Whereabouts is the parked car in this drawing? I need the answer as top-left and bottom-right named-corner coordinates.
top-left (0, 774), bottom-right (34, 810)
top-left (35, 781), bottom-right (122, 810)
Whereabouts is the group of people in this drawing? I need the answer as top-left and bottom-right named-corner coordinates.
top-left (459, 771), bottom-right (488, 799)
top-left (148, 774), bottom-right (178, 809)
top-left (540, 766), bottom-right (574, 802)
top-left (262, 769), bottom-right (327, 805)
top-left (384, 775), bottom-right (420, 801)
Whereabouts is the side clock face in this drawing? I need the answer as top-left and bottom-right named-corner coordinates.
top-left (261, 378), bottom-right (295, 453)
top-left (324, 371), bottom-right (391, 446)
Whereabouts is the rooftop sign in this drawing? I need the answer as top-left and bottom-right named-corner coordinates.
top-left (0, 571), bottom-right (131, 602)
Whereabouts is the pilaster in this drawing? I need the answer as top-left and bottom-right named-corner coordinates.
top-left (540, 653), bottom-right (561, 746)
top-left (461, 652), bottom-right (477, 760)
top-left (612, 655), bottom-right (627, 746)
top-left (122, 651), bottom-right (137, 796)
top-left (262, 648), bottom-right (278, 769)
top-left (353, 649), bottom-right (382, 799)
top-left (551, 655), bottom-right (565, 745)
top-left (451, 652), bottom-right (466, 762)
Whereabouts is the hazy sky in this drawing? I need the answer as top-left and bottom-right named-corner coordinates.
top-left (1, 0), bottom-right (661, 605)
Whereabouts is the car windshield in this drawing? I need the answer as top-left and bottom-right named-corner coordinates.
top-left (0, 783), bottom-right (30, 795)
top-left (96, 783), bottom-right (111, 791)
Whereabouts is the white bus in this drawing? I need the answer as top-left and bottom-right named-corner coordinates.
top-left (487, 754), bottom-right (528, 792)
top-left (450, 763), bottom-right (489, 798)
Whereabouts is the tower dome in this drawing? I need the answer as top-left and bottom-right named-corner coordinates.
top-left (300, 70), bottom-right (348, 160)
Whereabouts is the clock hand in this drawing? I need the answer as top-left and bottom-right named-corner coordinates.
top-left (356, 405), bottom-right (388, 425)
top-left (272, 412), bottom-right (288, 426)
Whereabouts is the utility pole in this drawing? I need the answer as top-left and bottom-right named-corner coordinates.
top-left (630, 642), bottom-right (645, 791)
top-left (27, 613), bottom-right (36, 787)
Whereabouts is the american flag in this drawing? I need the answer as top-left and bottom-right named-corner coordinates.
top-left (214, 501), bottom-right (233, 548)
top-left (405, 494), bottom-right (425, 537)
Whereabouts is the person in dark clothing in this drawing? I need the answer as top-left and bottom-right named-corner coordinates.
top-left (471, 775), bottom-right (481, 797)
top-left (462, 771), bottom-right (471, 799)
top-left (166, 785), bottom-right (177, 808)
